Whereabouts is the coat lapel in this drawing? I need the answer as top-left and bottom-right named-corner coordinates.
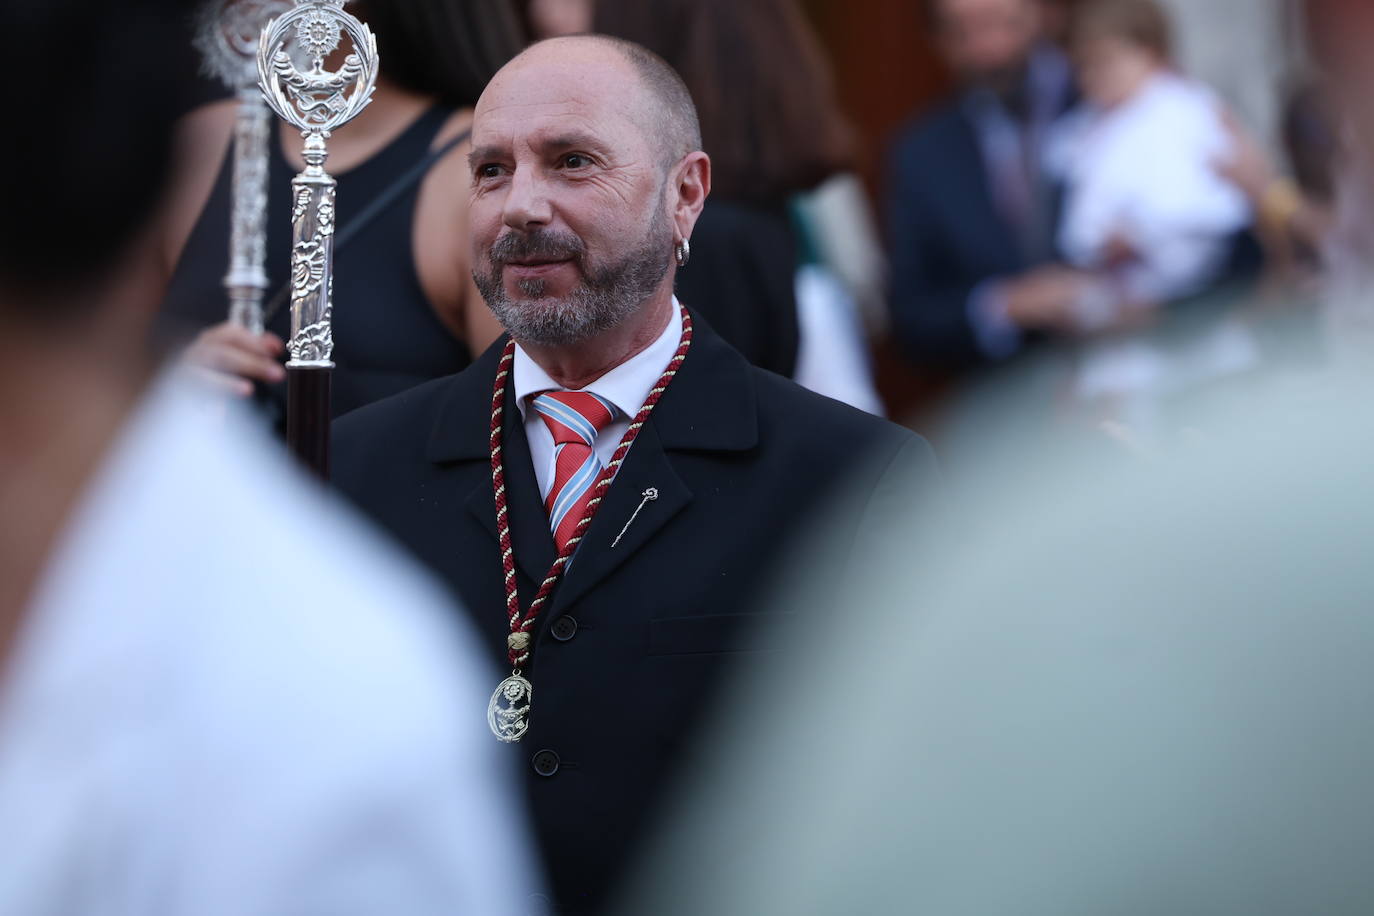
top-left (463, 409), bottom-right (556, 587)
top-left (552, 310), bottom-right (758, 611)
top-left (427, 337), bottom-right (556, 586)
top-left (552, 420), bottom-right (690, 612)
top-left (949, 108), bottom-right (1023, 272)
top-left (427, 312), bottom-right (759, 612)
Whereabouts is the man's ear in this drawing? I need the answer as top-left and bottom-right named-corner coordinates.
top-left (671, 151), bottom-right (711, 245)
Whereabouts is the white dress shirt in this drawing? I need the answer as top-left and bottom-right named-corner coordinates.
top-left (0, 373), bottom-right (534, 916)
top-left (514, 300), bottom-right (683, 501)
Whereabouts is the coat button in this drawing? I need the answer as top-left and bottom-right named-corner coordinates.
top-left (531, 749), bottom-right (560, 777)
top-left (551, 615), bottom-right (578, 642)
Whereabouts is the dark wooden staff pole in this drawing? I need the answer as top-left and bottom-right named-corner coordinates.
top-left (287, 364), bottom-right (331, 477)
top-left (256, 0), bottom-right (379, 479)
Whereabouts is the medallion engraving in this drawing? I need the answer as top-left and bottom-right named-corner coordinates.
top-left (488, 675), bottom-right (534, 743)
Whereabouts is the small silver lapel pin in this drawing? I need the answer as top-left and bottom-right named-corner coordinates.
top-left (612, 488), bottom-right (659, 548)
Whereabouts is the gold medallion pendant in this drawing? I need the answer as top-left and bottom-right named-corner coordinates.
top-left (488, 674), bottom-right (533, 742)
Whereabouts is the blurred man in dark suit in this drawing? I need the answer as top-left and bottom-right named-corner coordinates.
top-left (886, 0), bottom-right (1083, 368)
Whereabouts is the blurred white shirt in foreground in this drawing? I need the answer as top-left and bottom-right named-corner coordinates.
top-left (0, 374), bottom-right (533, 916)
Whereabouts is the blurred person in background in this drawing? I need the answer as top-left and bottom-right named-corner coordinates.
top-left (1057, 0), bottom-right (1251, 313)
top-left (161, 0), bottom-right (525, 420)
top-left (1046, 0), bottom-right (1263, 426)
top-left (1208, 0), bottom-right (1374, 370)
top-left (886, 0), bottom-right (1081, 370)
top-left (1216, 78), bottom-right (1340, 290)
top-left (1180, 76), bottom-right (1337, 378)
top-left (0, 1), bottom-right (532, 912)
top-left (1294, 0), bottom-right (1374, 365)
top-left (331, 34), bottom-right (935, 912)
top-left (894, 0), bottom-right (1268, 440)
top-left (589, 0), bottom-right (884, 412)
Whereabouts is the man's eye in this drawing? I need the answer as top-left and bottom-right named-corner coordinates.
top-left (563, 154), bottom-right (590, 169)
top-left (477, 164), bottom-right (503, 179)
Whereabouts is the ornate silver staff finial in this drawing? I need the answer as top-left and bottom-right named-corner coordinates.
top-left (257, 0), bottom-right (376, 364)
top-left (195, 0), bottom-right (292, 335)
top-left (256, 0), bottom-right (377, 475)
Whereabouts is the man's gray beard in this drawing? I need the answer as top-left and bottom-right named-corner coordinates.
top-left (475, 220), bottom-right (673, 347)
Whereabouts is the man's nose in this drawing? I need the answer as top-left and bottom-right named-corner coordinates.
top-left (502, 167), bottom-right (553, 232)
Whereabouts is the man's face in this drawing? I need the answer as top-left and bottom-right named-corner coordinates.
top-left (467, 45), bottom-right (674, 346)
top-left (933, 0), bottom-right (1043, 93)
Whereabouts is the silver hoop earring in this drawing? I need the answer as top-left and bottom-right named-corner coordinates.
top-left (675, 238), bottom-right (691, 268)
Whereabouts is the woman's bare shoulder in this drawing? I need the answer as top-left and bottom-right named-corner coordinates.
top-left (434, 106), bottom-right (476, 146)
top-left (158, 100), bottom-right (240, 274)
top-left (426, 107), bottom-right (476, 198)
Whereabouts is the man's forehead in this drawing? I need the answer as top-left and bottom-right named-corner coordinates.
top-left (477, 43), bottom-right (642, 125)
top-left (474, 54), bottom-right (652, 155)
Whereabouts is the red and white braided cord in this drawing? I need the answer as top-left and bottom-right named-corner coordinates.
top-left (489, 303), bottom-right (694, 668)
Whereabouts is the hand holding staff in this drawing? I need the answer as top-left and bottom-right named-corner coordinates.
top-left (256, 0), bottom-right (378, 476)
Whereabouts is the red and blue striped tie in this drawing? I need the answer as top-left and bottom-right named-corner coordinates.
top-left (532, 390), bottom-right (618, 552)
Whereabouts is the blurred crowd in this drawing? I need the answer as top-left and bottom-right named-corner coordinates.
top-left (884, 0), bottom-right (1342, 445)
top-left (7, 0), bottom-right (1374, 913)
top-left (155, 0), bottom-right (1374, 450)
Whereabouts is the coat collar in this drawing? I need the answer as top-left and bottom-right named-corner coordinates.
top-left (425, 307), bottom-right (759, 464)
top-left (430, 309), bottom-right (759, 608)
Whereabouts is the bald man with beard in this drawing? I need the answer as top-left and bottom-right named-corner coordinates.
top-left (332, 35), bottom-right (936, 913)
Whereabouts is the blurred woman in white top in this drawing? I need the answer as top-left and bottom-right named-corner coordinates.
top-left (1046, 0), bottom-right (1259, 425)
top-left (1055, 0), bottom-right (1251, 312)
top-left (0, 1), bottom-right (534, 912)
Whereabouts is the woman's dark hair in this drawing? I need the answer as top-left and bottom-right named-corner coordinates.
top-left (1, 0), bottom-right (197, 313)
top-left (354, 0), bottom-right (527, 107)
top-left (593, 0), bottom-right (855, 202)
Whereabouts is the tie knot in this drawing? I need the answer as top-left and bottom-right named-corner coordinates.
top-left (532, 390), bottom-right (617, 446)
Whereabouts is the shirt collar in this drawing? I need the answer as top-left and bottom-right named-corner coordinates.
top-left (513, 298), bottom-right (683, 422)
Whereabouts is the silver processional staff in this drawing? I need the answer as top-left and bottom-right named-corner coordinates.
top-left (256, 0), bottom-right (378, 476)
top-left (195, 0), bottom-right (291, 335)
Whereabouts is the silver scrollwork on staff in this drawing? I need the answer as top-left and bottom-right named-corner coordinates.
top-left (256, 0), bottom-right (377, 475)
top-left (196, 0), bottom-right (291, 335)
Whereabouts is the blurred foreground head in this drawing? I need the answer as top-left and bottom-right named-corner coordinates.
top-left (0, 0), bottom-right (191, 330)
top-left (0, 0), bottom-right (194, 648)
top-left (620, 370), bottom-right (1374, 915)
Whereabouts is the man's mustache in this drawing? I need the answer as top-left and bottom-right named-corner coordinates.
top-left (488, 230), bottom-right (587, 267)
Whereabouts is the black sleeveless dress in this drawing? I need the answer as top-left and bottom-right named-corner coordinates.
top-left (160, 106), bottom-right (472, 420)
